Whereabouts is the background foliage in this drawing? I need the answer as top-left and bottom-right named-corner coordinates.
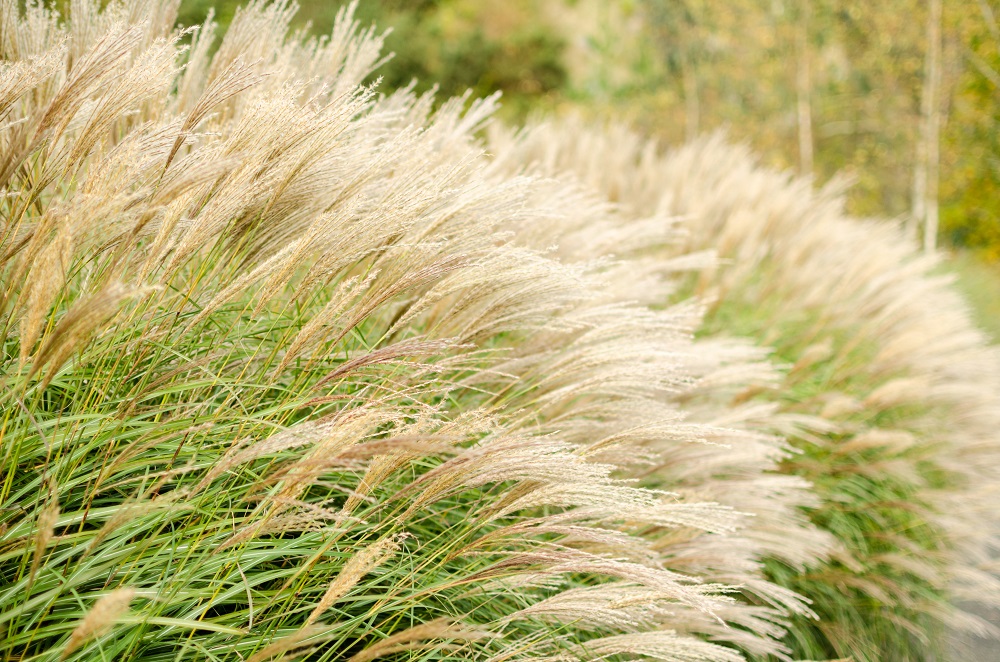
top-left (176, 0), bottom-right (567, 118)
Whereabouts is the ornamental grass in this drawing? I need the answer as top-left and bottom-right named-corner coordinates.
top-left (0, 2), bottom-right (827, 661)
top-left (490, 117), bottom-right (1000, 661)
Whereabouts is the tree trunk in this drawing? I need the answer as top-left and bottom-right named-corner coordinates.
top-left (913, 0), bottom-right (943, 252)
top-left (796, 1), bottom-right (813, 175)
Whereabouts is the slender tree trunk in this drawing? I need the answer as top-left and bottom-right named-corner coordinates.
top-left (924, 0), bottom-right (943, 253)
top-left (795, 0), bottom-right (813, 175)
top-left (913, 0), bottom-right (943, 252)
top-left (682, 53), bottom-right (700, 142)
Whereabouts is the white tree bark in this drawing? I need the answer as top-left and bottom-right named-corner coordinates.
top-left (913, 0), bottom-right (943, 252)
top-left (796, 0), bottom-right (814, 175)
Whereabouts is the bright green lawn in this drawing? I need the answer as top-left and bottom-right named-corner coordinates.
top-left (947, 252), bottom-right (1000, 342)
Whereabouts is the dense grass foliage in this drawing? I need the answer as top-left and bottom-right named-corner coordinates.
top-left (490, 120), bottom-right (1000, 661)
top-left (0, 2), bottom-right (832, 661)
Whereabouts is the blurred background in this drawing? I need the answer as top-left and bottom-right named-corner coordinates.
top-left (173, 0), bottom-right (1000, 330)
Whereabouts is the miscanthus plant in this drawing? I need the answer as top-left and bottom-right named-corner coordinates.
top-left (490, 118), bottom-right (1000, 661)
top-left (0, 2), bottom-right (828, 661)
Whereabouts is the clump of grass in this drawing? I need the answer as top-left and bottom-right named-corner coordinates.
top-left (493, 118), bottom-right (1000, 661)
top-left (0, 2), bottom-right (827, 661)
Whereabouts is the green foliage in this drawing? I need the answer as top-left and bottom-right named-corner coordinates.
top-left (567, 0), bottom-right (1000, 259)
top-left (0, 294), bottom-right (534, 660)
top-left (704, 303), bottom-right (952, 661)
top-left (176, 0), bottom-right (567, 119)
top-left (941, 15), bottom-right (1000, 260)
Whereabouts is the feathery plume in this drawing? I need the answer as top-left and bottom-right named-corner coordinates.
top-left (306, 535), bottom-right (403, 625)
top-left (29, 498), bottom-right (58, 584)
top-left (61, 589), bottom-right (135, 660)
top-left (347, 619), bottom-right (489, 662)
